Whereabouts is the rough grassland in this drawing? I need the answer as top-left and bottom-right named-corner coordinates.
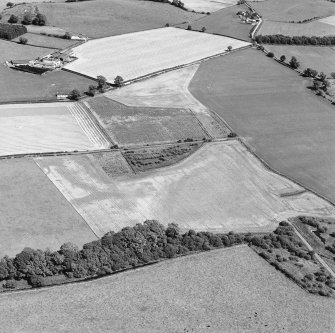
top-left (12, 33), bottom-right (78, 49)
top-left (0, 39), bottom-right (96, 103)
top-left (258, 20), bottom-right (335, 37)
top-left (65, 27), bottom-right (250, 82)
top-left (88, 97), bottom-right (208, 146)
top-left (189, 48), bottom-right (335, 204)
top-left (35, 0), bottom-right (203, 38)
top-left (35, 141), bottom-right (335, 237)
top-left (0, 246), bottom-right (334, 332)
top-left (0, 158), bottom-right (96, 256)
top-left (0, 103), bottom-right (106, 156)
top-left (250, 0), bottom-right (335, 22)
top-left (106, 65), bottom-right (229, 138)
top-left (265, 45), bottom-right (335, 76)
top-left (178, 5), bottom-right (252, 41)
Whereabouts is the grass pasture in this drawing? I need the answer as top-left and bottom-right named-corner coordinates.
top-left (0, 39), bottom-right (96, 102)
top-left (178, 5), bottom-right (252, 41)
top-left (0, 103), bottom-right (108, 156)
top-left (106, 65), bottom-right (229, 138)
top-left (0, 246), bottom-right (334, 332)
top-left (35, 141), bottom-right (335, 237)
top-left (250, 0), bottom-right (335, 22)
top-left (0, 158), bottom-right (96, 256)
top-left (65, 27), bottom-right (250, 82)
top-left (189, 47), bottom-right (335, 204)
top-left (88, 97), bottom-right (208, 146)
top-left (258, 20), bottom-right (335, 37)
top-left (34, 0), bottom-right (203, 38)
top-left (265, 45), bottom-right (335, 76)
top-left (12, 33), bottom-right (79, 49)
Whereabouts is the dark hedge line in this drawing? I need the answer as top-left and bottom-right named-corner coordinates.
top-left (255, 34), bottom-right (335, 46)
top-left (0, 23), bottom-right (27, 40)
top-left (0, 221), bottom-right (248, 289)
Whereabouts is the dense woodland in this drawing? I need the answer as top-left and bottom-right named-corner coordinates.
top-left (0, 23), bottom-right (26, 40)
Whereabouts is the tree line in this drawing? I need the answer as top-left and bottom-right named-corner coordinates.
top-left (255, 34), bottom-right (335, 46)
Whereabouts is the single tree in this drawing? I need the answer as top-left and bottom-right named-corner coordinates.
top-left (114, 75), bottom-right (124, 87)
top-left (318, 72), bottom-right (327, 82)
top-left (63, 32), bottom-right (71, 39)
top-left (331, 72), bottom-right (335, 79)
top-left (310, 69), bottom-right (318, 78)
top-left (187, 24), bottom-right (192, 30)
top-left (97, 75), bottom-right (107, 88)
top-left (279, 55), bottom-right (286, 62)
top-left (87, 84), bottom-right (96, 97)
top-left (227, 45), bottom-right (232, 52)
top-left (6, 2), bottom-right (14, 7)
top-left (32, 13), bottom-right (46, 26)
top-left (68, 89), bottom-right (81, 101)
top-left (165, 23), bottom-right (169, 27)
top-left (267, 52), bottom-right (274, 58)
top-left (21, 13), bottom-right (33, 25)
top-left (201, 27), bottom-right (206, 32)
top-left (313, 80), bottom-right (321, 91)
top-left (289, 56), bottom-right (300, 69)
top-left (19, 37), bottom-right (28, 44)
top-left (8, 14), bottom-right (18, 23)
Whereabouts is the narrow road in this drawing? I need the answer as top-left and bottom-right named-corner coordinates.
top-left (288, 222), bottom-right (335, 278)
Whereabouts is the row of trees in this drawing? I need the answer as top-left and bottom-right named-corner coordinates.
top-left (8, 13), bottom-right (46, 26)
top-left (0, 221), bottom-right (247, 289)
top-left (255, 34), bottom-right (335, 46)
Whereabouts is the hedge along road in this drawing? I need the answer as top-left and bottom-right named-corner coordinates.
top-left (189, 47), bottom-right (335, 205)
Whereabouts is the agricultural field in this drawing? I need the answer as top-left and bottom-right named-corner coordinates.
top-left (257, 20), bottom-right (335, 37)
top-left (189, 47), bottom-right (335, 204)
top-left (65, 27), bottom-right (251, 82)
top-left (0, 39), bottom-right (96, 102)
top-left (106, 65), bottom-right (229, 138)
top-left (250, 0), bottom-right (335, 22)
top-left (12, 33), bottom-right (79, 49)
top-left (34, 0), bottom-right (203, 38)
top-left (88, 97), bottom-right (208, 146)
top-left (0, 102), bottom-right (109, 155)
top-left (123, 143), bottom-right (201, 173)
top-left (35, 141), bottom-right (335, 238)
top-left (92, 150), bottom-right (134, 178)
top-left (180, 0), bottom-right (236, 13)
top-left (0, 158), bottom-right (97, 256)
top-left (265, 45), bottom-right (335, 76)
top-left (0, 246), bottom-right (334, 332)
top-left (178, 4), bottom-right (252, 41)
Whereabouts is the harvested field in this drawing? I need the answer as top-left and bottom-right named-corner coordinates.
top-left (35, 0), bottom-right (203, 38)
top-left (178, 5), bottom-right (252, 41)
top-left (319, 15), bottom-right (335, 27)
top-left (12, 33), bottom-right (79, 49)
top-left (258, 20), bottom-right (335, 37)
top-left (65, 27), bottom-right (250, 82)
top-left (250, 0), bottom-right (335, 22)
top-left (92, 150), bottom-right (134, 178)
top-left (0, 39), bottom-right (96, 103)
top-left (1, 246), bottom-right (335, 332)
top-left (0, 102), bottom-right (109, 156)
top-left (180, 0), bottom-right (236, 13)
top-left (106, 65), bottom-right (229, 138)
top-left (35, 141), bottom-right (335, 237)
top-left (189, 47), bottom-right (335, 204)
top-left (88, 97), bottom-right (208, 146)
top-left (123, 143), bottom-right (201, 173)
top-left (0, 158), bottom-right (96, 256)
top-left (265, 45), bottom-right (335, 76)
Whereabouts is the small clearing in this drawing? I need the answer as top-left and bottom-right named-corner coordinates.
top-left (64, 27), bottom-right (250, 82)
top-left (88, 97), bottom-right (208, 146)
top-left (0, 158), bottom-right (96, 256)
top-left (0, 246), bottom-right (334, 332)
top-left (106, 65), bottom-right (229, 138)
top-left (35, 141), bottom-right (335, 237)
top-left (0, 103), bottom-right (109, 156)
